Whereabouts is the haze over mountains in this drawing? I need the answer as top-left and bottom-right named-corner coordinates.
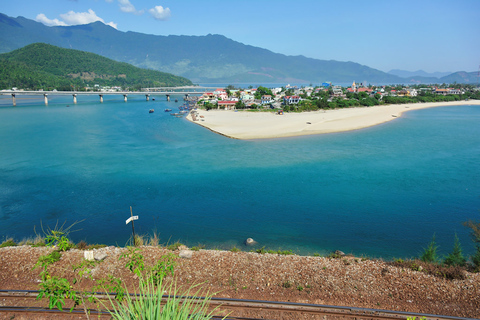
top-left (0, 13), bottom-right (477, 85)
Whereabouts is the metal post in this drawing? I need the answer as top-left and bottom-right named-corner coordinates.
top-left (12, 94), bottom-right (16, 106)
top-left (130, 206), bottom-right (136, 245)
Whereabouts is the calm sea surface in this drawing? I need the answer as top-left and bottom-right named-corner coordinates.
top-left (0, 94), bottom-right (479, 259)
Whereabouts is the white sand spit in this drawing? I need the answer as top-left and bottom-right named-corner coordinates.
top-left (187, 100), bottom-right (480, 140)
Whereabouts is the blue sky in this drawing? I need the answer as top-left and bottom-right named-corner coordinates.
top-left (2, 0), bottom-right (479, 73)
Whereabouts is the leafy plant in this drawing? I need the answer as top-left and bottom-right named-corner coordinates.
top-left (72, 259), bottom-right (99, 284)
top-left (34, 251), bottom-right (62, 280)
top-left (148, 253), bottom-right (176, 286)
top-left (94, 275), bottom-right (127, 302)
top-left (120, 247), bottom-right (145, 277)
top-left (37, 276), bottom-right (80, 311)
top-left (40, 220), bottom-right (81, 251)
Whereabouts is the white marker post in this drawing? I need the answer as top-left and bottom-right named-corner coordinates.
top-left (126, 206), bottom-right (139, 245)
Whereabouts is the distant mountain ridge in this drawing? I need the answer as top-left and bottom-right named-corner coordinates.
top-left (388, 69), bottom-right (453, 79)
top-left (0, 13), bottom-right (477, 84)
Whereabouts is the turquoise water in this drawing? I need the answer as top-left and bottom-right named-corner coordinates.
top-left (0, 94), bottom-right (479, 259)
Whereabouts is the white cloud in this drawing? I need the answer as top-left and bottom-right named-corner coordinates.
top-left (35, 13), bottom-right (68, 27)
top-left (118, 0), bottom-right (135, 13)
top-left (118, 0), bottom-right (143, 14)
top-left (149, 5), bottom-right (171, 21)
top-left (36, 9), bottom-right (117, 29)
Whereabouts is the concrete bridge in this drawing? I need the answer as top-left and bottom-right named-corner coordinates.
top-left (1, 86), bottom-right (219, 106)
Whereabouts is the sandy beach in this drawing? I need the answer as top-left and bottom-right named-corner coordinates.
top-left (187, 100), bottom-right (480, 140)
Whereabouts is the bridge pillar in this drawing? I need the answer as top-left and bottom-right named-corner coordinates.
top-left (73, 94), bottom-right (77, 104)
top-left (44, 94), bottom-right (48, 105)
top-left (123, 94), bottom-right (128, 102)
top-left (184, 93), bottom-right (189, 101)
top-left (145, 94), bottom-right (150, 101)
top-left (11, 94), bottom-right (16, 106)
top-left (99, 95), bottom-right (104, 103)
top-left (166, 94), bottom-right (170, 101)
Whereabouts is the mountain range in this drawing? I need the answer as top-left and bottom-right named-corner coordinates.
top-left (0, 13), bottom-right (477, 85)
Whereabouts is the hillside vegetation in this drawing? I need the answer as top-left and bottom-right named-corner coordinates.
top-left (0, 43), bottom-right (192, 90)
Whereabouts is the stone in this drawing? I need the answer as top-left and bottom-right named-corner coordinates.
top-left (84, 250), bottom-right (94, 261)
top-left (94, 252), bottom-right (108, 261)
top-left (179, 249), bottom-right (193, 259)
top-left (334, 250), bottom-right (345, 257)
top-left (245, 238), bottom-right (257, 246)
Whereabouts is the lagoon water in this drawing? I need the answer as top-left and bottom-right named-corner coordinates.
top-left (0, 94), bottom-right (479, 259)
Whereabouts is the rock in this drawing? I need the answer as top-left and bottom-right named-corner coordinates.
top-left (245, 238), bottom-right (257, 246)
top-left (94, 252), bottom-right (108, 261)
top-left (179, 249), bottom-right (193, 259)
top-left (334, 250), bottom-right (345, 257)
top-left (84, 251), bottom-right (95, 261)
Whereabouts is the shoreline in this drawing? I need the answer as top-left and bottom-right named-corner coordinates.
top-left (186, 100), bottom-right (480, 140)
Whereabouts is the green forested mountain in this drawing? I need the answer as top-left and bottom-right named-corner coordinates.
top-left (0, 13), bottom-right (405, 84)
top-left (0, 43), bottom-right (192, 90)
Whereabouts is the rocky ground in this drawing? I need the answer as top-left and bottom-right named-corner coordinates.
top-left (0, 245), bottom-right (479, 319)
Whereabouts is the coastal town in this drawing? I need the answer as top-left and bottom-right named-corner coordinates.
top-left (192, 82), bottom-right (479, 112)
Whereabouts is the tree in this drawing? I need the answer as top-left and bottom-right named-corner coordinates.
top-left (421, 234), bottom-right (438, 263)
top-left (254, 86), bottom-right (273, 99)
top-left (444, 234), bottom-right (466, 266)
top-left (235, 101), bottom-right (246, 109)
top-left (463, 220), bottom-right (480, 270)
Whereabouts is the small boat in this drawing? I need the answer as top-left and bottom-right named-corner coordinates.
top-left (152, 98), bottom-right (155, 101)
top-left (149, 109), bottom-right (154, 113)
top-left (164, 108), bottom-right (172, 112)
top-left (175, 99), bottom-right (178, 102)
top-left (170, 113), bottom-right (183, 117)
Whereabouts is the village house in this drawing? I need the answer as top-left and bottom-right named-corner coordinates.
top-left (432, 88), bottom-right (463, 95)
top-left (332, 86), bottom-right (345, 97)
top-left (283, 95), bottom-right (300, 104)
top-left (214, 88), bottom-right (228, 100)
top-left (261, 95), bottom-right (272, 104)
top-left (217, 100), bottom-right (237, 110)
top-left (240, 92), bottom-right (255, 101)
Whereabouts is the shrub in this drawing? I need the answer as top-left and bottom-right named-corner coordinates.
top-left (0, 238), bottom-right (17, 248)
top-left (167, 241), bottom-right (183, 251)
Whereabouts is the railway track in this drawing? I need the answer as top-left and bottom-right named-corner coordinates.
top-left (0, 290), bottom-right (475, 319)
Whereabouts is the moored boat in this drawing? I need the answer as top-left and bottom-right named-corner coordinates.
top-left (149, 109), bottom-right (154, 113)
top-left (164, 108), bottom-right (172, 112)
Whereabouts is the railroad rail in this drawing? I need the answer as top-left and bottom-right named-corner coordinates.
top-left (0, 290), bottom-right (474, 320)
